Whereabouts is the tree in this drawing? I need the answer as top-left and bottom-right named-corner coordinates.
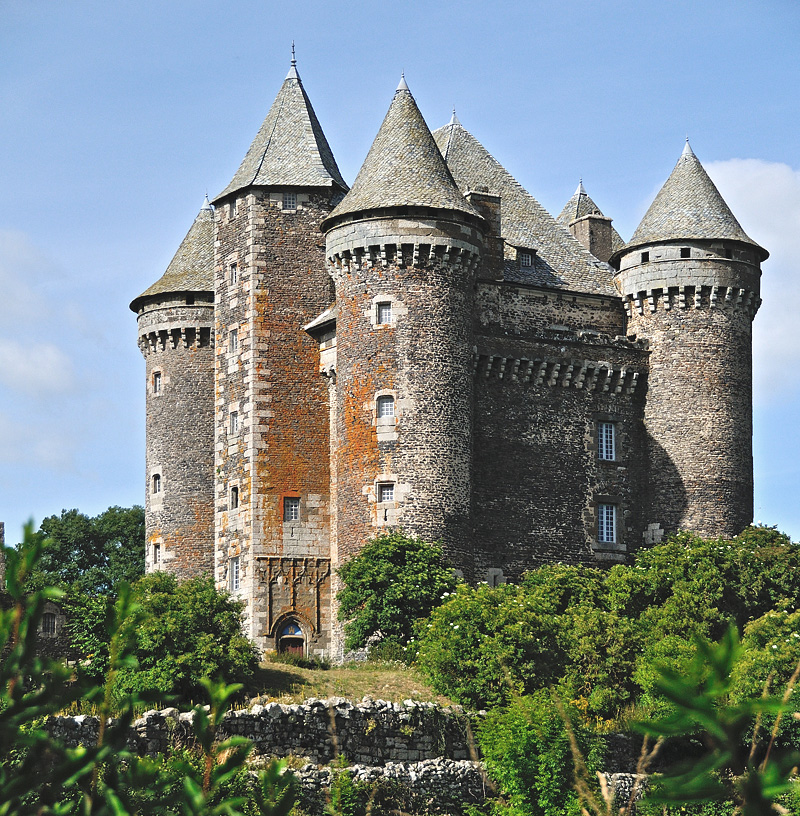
top-left (336, 531), bottom-right (457, 651)
top-left (31, 505), bottom-right (145, 594)
top-left (113, 572), bottom-right (260, 704)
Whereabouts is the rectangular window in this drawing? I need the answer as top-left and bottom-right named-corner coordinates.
top-left (229, 556), bottom-right (240, 592)
top-left (377, 302), bottom-right (392, 325)
top-left (680, 247), bottom-right (691, 258)
top-left (519, 251), bottom-right (532, 267)
top-left (229, 263), bottom-right (238, 285)
top-left (283, 497), bottom-right (300, 521)
top-left (230, 199), bottom-right (238, 218)
top-left (152, 371), bottom-right (161, 394)
top-left (641, 251), bottom-right (650, 263)
top-left (42, 612), bottom-right (56, 635)
top-left (598, 421), bottom-right (615, 461)
top-left (152, 474), bottom-right (161, 494)
top-left (376, 395), bottom-right (395, 418)
top-left (230, 486), bottom-right (239, 510)
top-left (598, 504), bottom-right (616, 544)
top-left (229, 329), bottom-right (238, 353)
top-left (282, 192), bottom-right (297, 210)
top-left (153, 543), bottom-right (161, 564)
top-left (378, 483), bottom-right (395, 503)
top-left (229, 412), bottom-right (239, 435)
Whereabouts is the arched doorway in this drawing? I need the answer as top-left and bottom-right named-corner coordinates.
top-left (277, 619), bottom-right (304, 656)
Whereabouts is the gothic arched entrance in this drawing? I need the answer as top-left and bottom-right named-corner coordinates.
top-left (277, 619), bottom-right (304, 656)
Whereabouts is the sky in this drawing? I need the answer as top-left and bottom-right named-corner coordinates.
top-left (0, 0), bottom-right (798, 544)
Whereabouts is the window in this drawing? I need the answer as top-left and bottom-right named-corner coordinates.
top-left (229, 412), bottom-right (239, 435)
top-left (152, 474), bottom-right (161, 494)
top-left (230, 486), bottom-right (239, 510)
top-left (519, 251), bottom-right (532, 267)
top-left (229, 556), bottom-right (240, 592)
top-left (377, 301), bottom-right (392, 325)
top-left (229, 329), bottom-right (238, 353)
top-left (152, 371), bottom-right (161, 394)
top-left (153, 543), bottom-right (161, 564)
top-left (283, 496), bottom-right (300, 521)
top-left (229, 263), bottom-right (238, 285)
top-left (680, 247), bottom-right (691, 259)
top-left (42, 612), bottom-right (56, 635)
top-left (186, 296), bottom-right (195, 305)
top-left (598, 421), bottom-right (615, 461)
top-left (641, 251), bottom-right (650, 263)
top-left (378, 483), bottom-right (395, 503)
top-left (282, 192), bottom-right (297, 210)
top-left (598, 504), bottom-right (616, 544)
top-left (230, 199), bottom-right (238, 218)
top-left (376, 395), bottom-right (395, 418)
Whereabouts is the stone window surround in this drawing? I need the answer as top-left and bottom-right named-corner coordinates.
top-left (152, 540), bottom-right (162, 565)
top-left (227, 402), bottom-right (241, 437)
top-left (367, 293), bottom-right (407, 328)
top-left (229, 261), bottom-right (238, 285)
top-left (591, 413), bottom-right (621, 463)
top-left (592, 494), bottom-right (625, 551)
top-left (150, 468), bottom-right (163, 503)
top-left (229, 555), bottom-right (241, 592)
top-left (283, 493), bottom-right (301, 522)
top-left (152, 370), bottom-right (162, 395)
top-left (374, 389), bottom-right (398, 424)
top-left (282, 191), bottom-right (297, 211)
top-left (229, 326), bottom-right (239, 354)
top-left (230, 483), bottom-right (240, 511)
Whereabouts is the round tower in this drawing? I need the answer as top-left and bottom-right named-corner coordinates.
top-left (611, 142), bottom-right (768, 540)
top-left (321, 77), bottom-right (485, 575)
top-left (130, 197), bottom-right (216, 577)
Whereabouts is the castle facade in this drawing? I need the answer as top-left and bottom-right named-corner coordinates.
top-left (131, 59), bottom-right (767, 658)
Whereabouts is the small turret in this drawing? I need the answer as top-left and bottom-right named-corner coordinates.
top-left (612, 142), bottom-right (768, 540)
top-left (557, 181), bottom-right (623, 263)
top-left (323, 77), bottom-right (484, 575)
top-left (130, 199), bottom-right (215, 576)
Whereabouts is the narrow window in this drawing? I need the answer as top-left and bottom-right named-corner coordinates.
top-left (230, 199), bottom-right (238, 218)
top-left (152, 371), bottom-right (162, 394)
top-left (680, 247), bottom-right (691, 259)
top-left (283, 497), bottom-right (300, 521)
top-left (641, 251), bottom-right (650, 264)
top-left (229, 412), bottom-right (239, 435)
top-left (230, 486), bottom-right (239, 510)
top-left (229, 329), bottom-right (238, 353)
top-left (153, 543), bottom-right (161, 564)
top-left (152, 474), bottom-right (161, 494)
top-left (229, 263), bottom-right (238, 285)
top-left (283, 192), bottom-right (297, 210)
top-left (377, 301), bottom-right (392, 325)
top-left (229, 556), bottom-right (240, 592)
top-left (598, 504), bottom-right (616, 543)
top-left (378, 483), bottom-right (395, 503)
top-left (42, 612), bottom-right (56, 635)
top-left (598, 421), bottom-right (615, 461)
top-left (519, 251), bottom-right (532, 267)
top-left (376, 395), bottom-right (395, 418)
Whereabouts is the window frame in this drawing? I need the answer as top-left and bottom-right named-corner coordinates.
top-left (229, 262), bottom-right (238, 285)
top-left (229, 328), bottom-right (238, 354)
top-left (519, 251), bottom-right (532, 268)
top-left (230, 485), bottom-right (239, 510)
top-left (376, 301), bottom-right (393, 325)
top-left (283, 496), bottom-right (300, 522)
top-left (152, 473), bottom-right (161, 495)
top-left (152, 371), bottom-right (162, 394)
top-left (229, 411), bottom-right (239, 435)
top-left (597, 503), bottom-right (616, 544)
top-left (376, 395), bottom-right (395, 418)
top-left (153, 542), bottom-right (161, 564)
top-left (229, 556), bottom-right (240, 592)
top-left (282, 192), bottom-right (297, 211)
top-left (597, 420), bottom-right (616, 461)
top-left (42, 612), bottom-right (57, 635)
top-left (377, 482), bottom-right (395, 503)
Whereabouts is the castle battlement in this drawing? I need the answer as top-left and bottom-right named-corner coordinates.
top-left (622, 285), bottom-right (761, 317)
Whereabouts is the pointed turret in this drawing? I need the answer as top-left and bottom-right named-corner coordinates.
top-left (556, 180), bottom-right (624, 263)
top-left (323, 77), bottom-right (478, 227)
top-left (214, 54), bottom-right (346, 201)
top-left (618, 142), bottom-right (767, 260)
top-left (130, 199), bottom-right (214, 311)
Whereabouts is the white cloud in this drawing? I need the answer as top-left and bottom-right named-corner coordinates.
top-left (705, 159), bottom-right (800, 407)
top-left (0, 339), bottom-right (74, 395)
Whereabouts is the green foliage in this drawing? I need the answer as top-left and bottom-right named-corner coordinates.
top-left (30, 506), bottom-right (145, 594)
top-left (336, 531), bottom-right (457, 651)
top-left (478, 690), bottom-right (604, 816)
top-left (0, 523), bottom-right (298, 815)
top-left (112, 572), bottom-right (261, 704)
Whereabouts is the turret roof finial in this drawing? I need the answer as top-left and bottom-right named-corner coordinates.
top-left (448, 107), bottom-right (461, 126)
top-left (576, 178), bottom-right (586, 196)
top-left (396, 72), bottom-right (409, 92)
top-left (202, 192), bottom-right (213, 211)
top-left (682, 136), bottom-right (694, 157)
top-left (286, 41), bottom-right (300, 80)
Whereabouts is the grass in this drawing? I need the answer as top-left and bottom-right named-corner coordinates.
top-left (250, 659), bottom-right (455, 707)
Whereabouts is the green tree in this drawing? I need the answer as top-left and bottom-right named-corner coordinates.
top-left (336, 531), bottom-right (457, 651)
top-left (113, 571), bottom-right (260, 704)
top-left (31, 505), bottom-right (145, 594)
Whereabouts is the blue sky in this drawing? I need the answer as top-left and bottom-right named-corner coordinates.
top-left (1, 0), bottom-right (798, 543)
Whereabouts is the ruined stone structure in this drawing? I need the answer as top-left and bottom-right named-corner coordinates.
top-left (131, 57), bottom-right (767, 658)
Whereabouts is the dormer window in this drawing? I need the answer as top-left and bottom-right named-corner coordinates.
top-left (283, 192), bottom-right (297, 211)
top-left (519, 251), bottom-right (532, 268)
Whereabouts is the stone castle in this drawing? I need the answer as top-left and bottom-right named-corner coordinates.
top-left (131, 56), bottom-right (767, 658)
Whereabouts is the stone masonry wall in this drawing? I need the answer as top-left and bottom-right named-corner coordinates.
top-left (137, 296), bottom-right (215, 578)
top-left (214, 188), bottom-right (340, 655)
top-left (327, 213), bottom-right (482, 579)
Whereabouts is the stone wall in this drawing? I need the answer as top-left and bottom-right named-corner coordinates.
top-left (213, 188), bottom-right (339, 654)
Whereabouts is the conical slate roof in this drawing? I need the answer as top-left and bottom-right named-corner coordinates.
top-left (434, 120), bottom-right (617, 296)
top-left (130, 199), bottom-right (214, 311)
top-left (324, 78), bottom-right (479, 226)
top-left (557, 181), bottom-right (625, 253)
top-left (621, 141), bottom-right (767, 259)
top-left (214, 61), bottom-right (346, 201)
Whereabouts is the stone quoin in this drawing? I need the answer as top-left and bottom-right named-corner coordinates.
top-left (131, 55), bottom-right (767, 658)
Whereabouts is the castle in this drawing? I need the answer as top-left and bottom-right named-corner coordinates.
top-left (131, 57), bottom-right (767, 658)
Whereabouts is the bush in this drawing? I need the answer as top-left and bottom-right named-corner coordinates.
top-left (336, 531), bottom-right (457, 651)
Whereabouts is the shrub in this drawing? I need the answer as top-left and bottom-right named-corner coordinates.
top-left (336, 531), bottom-right (457, 650)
